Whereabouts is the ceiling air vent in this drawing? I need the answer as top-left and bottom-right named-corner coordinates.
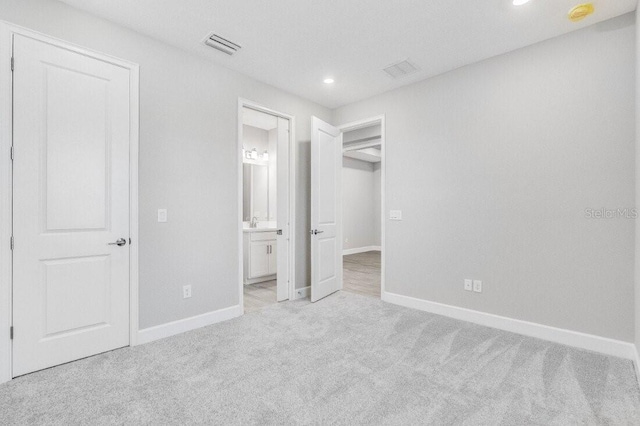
top-left (383, 59), bottom-right (419, 79)
top-left (203, 32), bottom-right (241, 55)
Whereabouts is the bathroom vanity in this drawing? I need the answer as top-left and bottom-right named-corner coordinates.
top-left (243, 226), bottom-right (277, 284)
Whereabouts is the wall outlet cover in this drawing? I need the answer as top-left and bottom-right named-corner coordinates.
top-left (183, 285), bottom-right (192, 298)
top-left (390, 210), bottom-right (402, 220)
top-left (158, 209), bottom-right (168, 223)
top-left (473, 280), bottom-right (482, 293)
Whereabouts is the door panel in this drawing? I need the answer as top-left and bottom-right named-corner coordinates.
top-left (276, 117), bottom-right (289, 301)
top-left (45, 65), bottom-right (109, 231)
top-left (12, 35), bottom-right (131, 376)
top-left (318, 238), bottom-right (337, 282)
top-left (42, 255), bottom-right (110, 337)
top-left (310, 117), bottom-right (343, 302)
top-left (318, 131), bottom-right (337, 224)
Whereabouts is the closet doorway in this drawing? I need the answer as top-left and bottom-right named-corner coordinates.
top-left (340, 116), bottom-right (385, 299)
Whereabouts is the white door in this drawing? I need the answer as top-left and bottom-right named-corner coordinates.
top-left (269, 242), bottom-right (278, 275)
top-left (310, 117), bottom-right (343, 302)
top-left (12, 35), bottom-right (131, 376)
top-left (276, 117), bottom-right (289, 301)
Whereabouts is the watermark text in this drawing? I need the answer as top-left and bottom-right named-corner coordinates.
top-left (584, 208), bottom-right (638, 219)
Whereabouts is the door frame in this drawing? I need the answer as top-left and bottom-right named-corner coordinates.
top-left (338, 115), bottom-right (386, 297)
top-left (237, 99), bottom-right (297, 309)
top-left (0, 22), bottom-right (140, 383)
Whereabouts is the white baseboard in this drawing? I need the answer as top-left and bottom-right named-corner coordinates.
top-left (293, 285), bottom-right (310, 299)
top-left (382, 291), bottom-right (636, 360)
top-left (343, 246), bottom-right (381, 256)
top-left (244, 274), bottom-right (276, 285)
top-left (634, 345), bottom-right (640, 387)
top-left (137, 304), bottom-right (243, 345)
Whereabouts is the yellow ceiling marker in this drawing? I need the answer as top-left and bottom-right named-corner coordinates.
top-left (568, 3), bottom-right (595, 22)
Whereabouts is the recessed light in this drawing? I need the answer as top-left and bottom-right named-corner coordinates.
top-left (568, 3), bottom-right (594, 22)
top-left (323, 78), bottom-right (335, 84)
top-left (513, 0), bottom-right (531, 5)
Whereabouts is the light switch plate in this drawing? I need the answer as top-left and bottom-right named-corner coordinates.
top-left (473, 280), bottom-right (482, 293)
top-left (158, 209), bottom-right (167, 223)
top-left (464, 279), bottom-right (473, 291)
top-left (390, 210), bottom-right (402, 221)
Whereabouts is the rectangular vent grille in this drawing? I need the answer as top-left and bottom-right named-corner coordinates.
top-left (383, 60), bottom-right (419, 79)
top-left (204, 33), bottom-right (241, 55)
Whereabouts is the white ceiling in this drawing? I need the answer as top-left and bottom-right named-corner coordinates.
top-left (57, 0), bottom-right (636, 109)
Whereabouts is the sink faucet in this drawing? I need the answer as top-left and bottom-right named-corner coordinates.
top-left (250, 217), bottom-right (258, 228)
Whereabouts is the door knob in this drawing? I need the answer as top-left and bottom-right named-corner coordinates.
top-left (309, 229), bottom-right (324, 235)
top-left (108, 238), bottom-right (127, 246)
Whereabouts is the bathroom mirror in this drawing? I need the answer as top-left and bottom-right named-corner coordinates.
top-left (243, 163), bottom-right (270, 222)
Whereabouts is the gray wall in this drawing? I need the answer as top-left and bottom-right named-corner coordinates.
top-left (342, 158), bottom-right (381, 250)
top-left (1, 0), bottom-right (331, 329)
top-left (334, 14), bottom-right (636, 342)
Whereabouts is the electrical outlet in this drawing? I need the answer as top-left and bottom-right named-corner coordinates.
top-left (183, 285), bottom-right (192, 299)
top-left (464, 279), bottom-right (473, 291)
top-left (389, 210), bottom-right (402, 221)
top-left (473, 280), bottom-right (482, 293)
top-left (158, 209), bottom-right (167, 223)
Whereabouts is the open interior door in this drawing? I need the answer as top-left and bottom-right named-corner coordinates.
top-left (276, 117), bottom-right (289, 301)
top-left (310, 117), bottom-right (343, 302)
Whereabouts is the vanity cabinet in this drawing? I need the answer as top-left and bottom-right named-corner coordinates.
top-left (244, 231), bottom-right (277, 283)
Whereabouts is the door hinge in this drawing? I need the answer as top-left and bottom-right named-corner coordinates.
top-left (129, 238), bottom-right (132, 245)
top-left (10, 57), bottom-right (13, 72)
top-left (10, 236), bottom-right (13, 250)
top-left (10, 326), bottom-right (13, 340)
top-left (10, 146), bottom-right (13, 161)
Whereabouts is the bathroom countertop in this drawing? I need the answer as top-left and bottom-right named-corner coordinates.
top-left (242, 226), bottom-right (277, 233)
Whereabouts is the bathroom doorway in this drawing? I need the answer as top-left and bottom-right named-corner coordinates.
top-left (237, 100), bottom-right (296, 313)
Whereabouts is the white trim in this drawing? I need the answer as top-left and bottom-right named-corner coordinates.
top-left (339, 115), bottom-right (386, 298)
top-left (128, 61), bottom-right (140, 347)
top-left (343, 246), bottom-right (381, 256)
top-left (0, 22), bottom-right (13, 385)
top-left (244, 275), bottom-right (276, 285)
top-left (293, 285), bottom-right (310, 300)
top-left (382, 291), bottom-right (636, 360)
top-left (0, 21), bottom-right (140, 383)
top-left (137, 305), bottom-right (243, 345)
top-left (237, 99), bottom-right (297, 310)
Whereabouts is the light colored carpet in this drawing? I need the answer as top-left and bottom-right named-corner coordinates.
top-left (1, 291), bottom-right (639, 424)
